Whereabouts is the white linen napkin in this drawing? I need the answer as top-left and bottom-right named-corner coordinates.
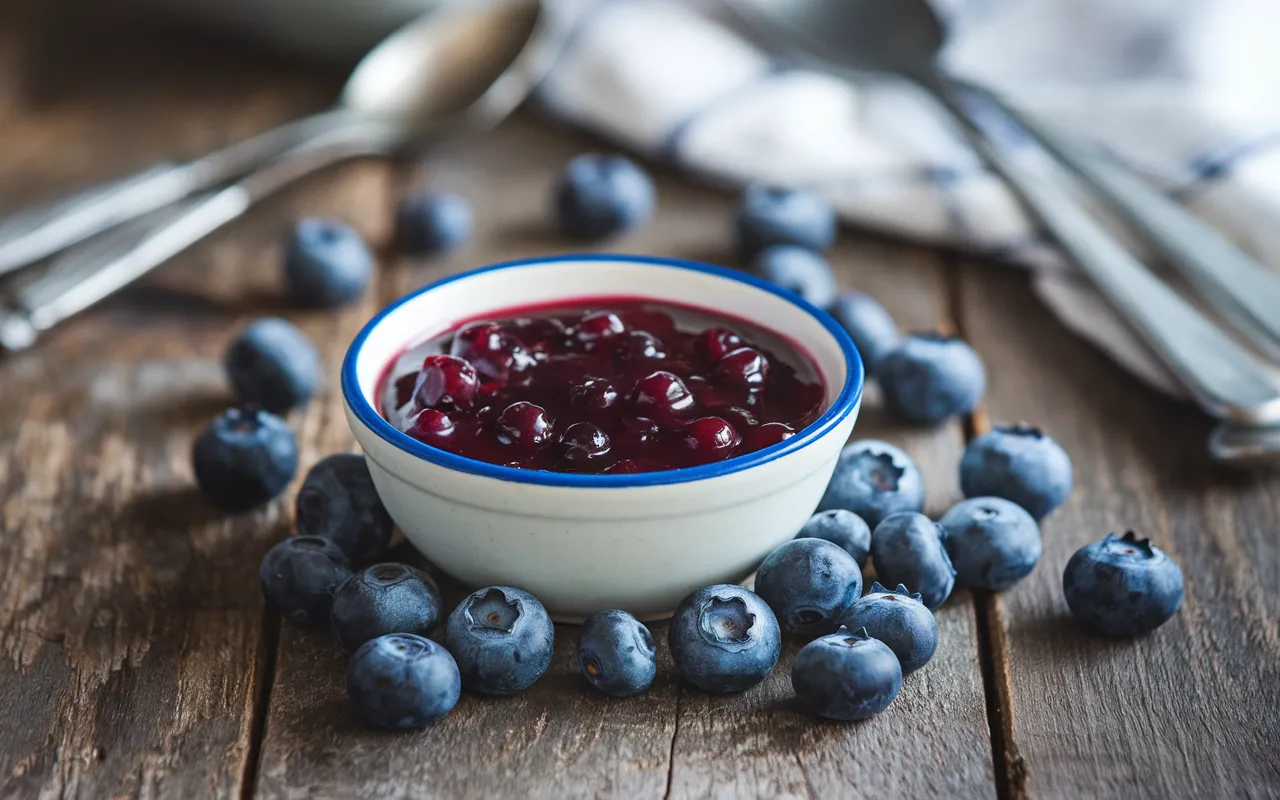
top-left (535, 0), bottom-right (1280, 399)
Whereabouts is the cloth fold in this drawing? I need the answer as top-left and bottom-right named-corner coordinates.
top-left (536, 0), bottom-right (1280, 399)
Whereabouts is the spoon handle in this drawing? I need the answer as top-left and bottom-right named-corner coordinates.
top-left (965, 86), bottom-right (1280, 364)
top-left (926, 80), bottom-right (1280, 424)
top-left (0, 122), bottom-right (395, 352)
top-left (0, 109), bottom-right (345, 278)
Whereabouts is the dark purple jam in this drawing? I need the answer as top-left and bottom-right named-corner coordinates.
top-left (380, 298), bottom-right (826, 473)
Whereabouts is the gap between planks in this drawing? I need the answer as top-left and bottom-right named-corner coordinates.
top-left (946, 253), bottom-right (1024, 800)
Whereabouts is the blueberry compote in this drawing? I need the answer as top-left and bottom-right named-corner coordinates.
top-left (381, 299), bottom-right (825, 474)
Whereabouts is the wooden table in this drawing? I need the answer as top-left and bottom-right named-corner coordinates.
top-left (1, 7), bottom-right (1278, 799)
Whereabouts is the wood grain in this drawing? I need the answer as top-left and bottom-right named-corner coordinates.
top-left (253, 119), bottom-right (996, 799)
top-left (0, 9), bottom-right (391, 796)
top-left (958, 267), bottom-right (1280, 799)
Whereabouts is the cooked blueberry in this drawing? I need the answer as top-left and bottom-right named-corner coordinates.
top-left (870, 513), bottom-right (956, 610)
top-left (699, 328), bottom-right (745, 363)
top-left (733, 185), bottom-right (836, 258)
top-left (295, 453), bottom-right (393, 566)
top-left (259, 536), bottom-right (352, 626)
top-left (632, 371), bottom-right (695, 429)
top-left (829, 292), bottom-right (900, 376)
top-left (450, 320), bottom-right (534, 383)
top-left (444, 586), bottom-right (555, 695)
top-left (819, 439), bottom-right (924, 527)
top-left (283, 217), bottom-right (374, 308)
top-left (796, 509), bottom-right (871, 566)
top-left (574, 311), bottom-right (626, 345)
top-left (578, 609), bottom-right (657, 697)
top-left (668, 584), bottom-right (780, 693)
top-left (938, 497), bottom-right (1042, 591)
top-left (791, 627), bottom-right (902, 721)
top-left (224, 318), bottom-right (321, 413)
top-left (615, 330), bottom-right (667, 363)
top-left (330, 563), bottom-right (440, 651)
top-left (714, 347), bottom-right (770, 391)
top-left (496, 402), bottom-right (555, 450)
top-left (878, 332), bottom-right (986, 424)
top-left (416, 354), bottom-right (479, 412)
top-left (1063, 531), bottom-right (1184, 637)
top-left (569, 377), bottom-right (621, 425)
top-left (509, 316), bottom-right (568, 353)
top-left (410, 409), bottom-right (461, 447)
top-left (615, 416), bottom-right (660, 450)
top-left (753, 245), bottom-right (838, 308)
top-left (840, 583), bottom-right (938, 673)
top-left (754, 538), bottom-right (863, 637)
top-left (960, 424), bottom-right (1073, 520)
top-left (746, 422), bottom-right (796, 450)
top-left (605, 458), bottom-right (662, 474)
top-left (395, 190), bottom-right (473, 255)
top-left (347, 634), bottom-right (461, 728)
top-left (193, 407), bottom-right (298, 511)
top-left (560, 422), bottom-right (612, 469)
top-left (680, 417), bottom-right (741, 464)
top-left (554, 154), bottom-right (655, 239)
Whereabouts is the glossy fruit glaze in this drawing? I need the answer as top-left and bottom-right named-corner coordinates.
top-left (378, 297), bottom-right (826, 474)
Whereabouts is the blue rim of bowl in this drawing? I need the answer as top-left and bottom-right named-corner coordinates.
top-left (342, 254), bottom-right (863, 487)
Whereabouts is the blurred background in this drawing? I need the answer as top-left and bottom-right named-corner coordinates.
top-left (4, 0), bottom-right (1280, 409)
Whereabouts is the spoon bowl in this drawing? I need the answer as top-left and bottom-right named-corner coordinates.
top-left (340, 0), bottom-right (544, 131)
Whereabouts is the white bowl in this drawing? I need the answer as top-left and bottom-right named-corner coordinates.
top-left (342, 255), bottom-right (863, 620)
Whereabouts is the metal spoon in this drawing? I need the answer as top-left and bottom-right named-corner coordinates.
top-left (0, 0), bottom-right (548, 278)
top-left (0, 0), bottom-right (563, 351)
top-left (729, 0), bottom-right (1280, 429)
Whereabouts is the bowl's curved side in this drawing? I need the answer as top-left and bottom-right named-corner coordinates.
top-left (347, 401), bottom-right (859, 618)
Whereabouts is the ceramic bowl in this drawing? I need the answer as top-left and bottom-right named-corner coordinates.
top-left (342, 254), bottom-right (863, 620)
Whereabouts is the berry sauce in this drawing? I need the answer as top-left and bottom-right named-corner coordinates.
top-left (379, 298), bottom-right (826, 474)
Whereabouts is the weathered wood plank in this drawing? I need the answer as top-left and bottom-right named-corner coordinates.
top-left (255, 118), bottom-right (995, 799)
top-left (0, 9), bottom-right (392, 796)
top-left (664, 249), bottom-right (993, 800)
top-left (958, 267), bottom-right (1280, 799)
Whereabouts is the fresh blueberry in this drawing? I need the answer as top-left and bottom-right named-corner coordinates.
top-left (733, 185), bottom-right (837, 258)
top-left (754, 539), bottom-right (863, 637)
top-left (1062, 531), bottom-right (1184, 637)
top-left (578, 609), bottom-right (657, 697)
top-left (224, 318), bottom-right (322, 413)
top-left (791, 627), bottom-right (902, 721)
top-left (752, 245), bottom-right (838, 309)
top-left (193, 407), bottom-right (298, 511)
top-left (554, 154), bottom-right (655, 240)
top-left (259, 536), bottom-right (352, 626)
top-left (347, 634), bottom-right (461, 728)
top-left (960, 424), bottom-right (1074, 520)
top-left (829, 292), bottom-right (900, 376)
top-left (295, 453), bottom-right (394, 566)
top-left (444, 586), bottom-right (555, 695)
top-left (795, 509), bottom-right (872, 566)
top-left (878, 332), bottom-right (986, 424)
top-left (818, 439), bottom-right (925, 527)
top-left (938, 497), bottom-right (1042, 591)
top-left (668, 584), bottom-right (780, 693)
top-left (396, 190), bottom-right (473, 255)
top-left (283, 217), bottom-right (373, 308)
top-left (331, 563), bottom-right (442, 651)
top-left (839, 582), bottom-right (938, 674)
top-left (870, 513), bottom-right (956, 610)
